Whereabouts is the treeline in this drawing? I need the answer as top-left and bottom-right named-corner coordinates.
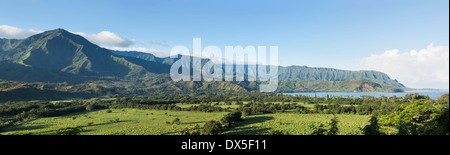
top-left (144, 92), bottom-right (438, 106)
top-left (311, 104), bottom-right (402, 115)
top-left (0, 101), bottom-right (87, 119)
top-left (187, 105), bottom-right (224, 112)
top-left (234, 101), bottom-right (401, 116)
top-left (237, 101), bottom-right (303, 115)
top-left (0, 101), bottom-right (89, 130)
top-left (0, 87), bottom-right (93, 102)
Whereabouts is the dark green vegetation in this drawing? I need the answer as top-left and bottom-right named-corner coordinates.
top-left (1, 29), bottom-right (405, 102)
top-left (1, 93), bottom-right (448, 135)
top-left (309, 115), bottom-right (340, 135)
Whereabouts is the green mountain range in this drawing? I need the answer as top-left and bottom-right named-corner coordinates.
top-left (0, 29), bottom-right (170, 82)
top-left (0, 28), bottom-right (406, 98)
top-left (278, 66), bottom-right (405, 88)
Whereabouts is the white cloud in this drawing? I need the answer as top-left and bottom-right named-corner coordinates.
top-left (108, 46), bottom-right (171, 58)
top-left (0, 25), bottom-right (136, 48)
top-left (360, 43), bottom-right (449, 89)
top-left (0, 25), bottom-right (42, 39)
top-left (73, 31), bottom-right (136, 47)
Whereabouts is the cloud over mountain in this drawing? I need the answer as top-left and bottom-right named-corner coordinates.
top-left (108, 46), bottom-right (170, 58)
top-left (0, 25), bottom-right (42, 39)
top-left (0, 25), bottom-right (136, 48)
top-left (74, 31), bottom-right (136, 47)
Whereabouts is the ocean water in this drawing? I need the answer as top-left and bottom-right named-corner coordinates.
top-left (285, 90), bottom-right (449, 100)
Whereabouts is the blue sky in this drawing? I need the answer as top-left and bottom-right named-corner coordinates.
top-left (0, 0), bottom-right (449, 89)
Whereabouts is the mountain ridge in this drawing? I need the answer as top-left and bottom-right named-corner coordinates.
top-left (0, 28), bottom-right (406, 94)
top-left (278, 65), bottom-right (405, 88)
top-left (110, 47), bottom-right (405, 89)
top-left (0, 29), bottom-right (171, 82)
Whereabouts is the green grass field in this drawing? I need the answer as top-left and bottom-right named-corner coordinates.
top-left (1, 103), bottom-right (371, 135)
top-left (225, 113), bottom-right (370, 135)
top-left (1, 109), bottom-right (228, 135)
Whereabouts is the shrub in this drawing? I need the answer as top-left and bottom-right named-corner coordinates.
top-left (201, 120), bottom-right (222, 135)
top-left (110, 118), bottom-right (120, 123)
top-left (86, 104), bottom-right (95, 111)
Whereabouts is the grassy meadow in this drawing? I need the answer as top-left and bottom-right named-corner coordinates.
top-left (225, 113), bottom-right (370, 135)
top-left (1, 109), bottom-right (227, 135)
top-left (2, 108), bottom-right (370, 135)
top-left (0, 100), bottom-right (373, 135)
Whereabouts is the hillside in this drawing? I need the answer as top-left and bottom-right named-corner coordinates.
top-left (0, 29), bottom-right (170, 82)
top-left (0, 28), bottom-right (406, 96)
top-left (110, 49), bottom-right (406, 89)
top-left (0, 80), bottom-right (119, 102)
top-left (278, 66), bottom-right (405, 88)
top-left (277, 78), bottom-right (403, 93)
